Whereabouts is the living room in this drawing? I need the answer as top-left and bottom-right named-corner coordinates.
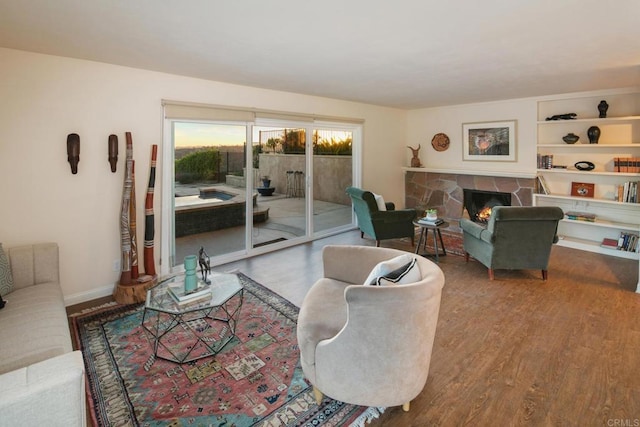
top-left (1, 2), bottom-right (639, 426)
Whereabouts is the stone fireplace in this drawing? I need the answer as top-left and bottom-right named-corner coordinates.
top-left (463, 189), bottom-right (512, 223)
top-left (405, 171), bottom-right (535, 253)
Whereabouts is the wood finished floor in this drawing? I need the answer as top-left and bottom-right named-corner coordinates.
top-left (68, 230), bottom-right (640, 426)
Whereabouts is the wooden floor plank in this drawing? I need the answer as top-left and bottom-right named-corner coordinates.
top-left (67, 230), bottom-right (640, 426)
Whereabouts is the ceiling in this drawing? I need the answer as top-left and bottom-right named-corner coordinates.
top-left (1, 0), bottom-right (639, 109)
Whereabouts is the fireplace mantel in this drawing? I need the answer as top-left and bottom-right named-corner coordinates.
top-left (402, 167), bottom-right (536, 179)
top-left (404, 169), bottom-right (536, 235)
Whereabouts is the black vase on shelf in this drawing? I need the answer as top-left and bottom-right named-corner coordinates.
top-left (587, 126), bottom-right (601, 144)
top-left (598, 100), bottom-right (609, 118)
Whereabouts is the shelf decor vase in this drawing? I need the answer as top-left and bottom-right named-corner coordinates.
top-left (587, 126), bottom-right (601, 144)
top-left (184, 255), bottom-right (198, 292)
top-left (562, 133), bottom-right (580, 144)
top-left (598, 100), bottom-right (609, 118)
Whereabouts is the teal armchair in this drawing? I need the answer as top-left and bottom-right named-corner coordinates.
top-left (346, 187), bottom-right (417, 247)
top-left (460, 206), bottom-right (563, 280)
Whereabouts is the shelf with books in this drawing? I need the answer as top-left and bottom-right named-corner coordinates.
top-left (534, 193), bottom-right (640, 206)
top-left (536, 168), bottom-right (640, 177)
top-left (536, 90), bottom-right (640, 288)
top-left (555, 235), bottom-right (639, 261)
top-left (560, 218), bottom-right (639, 232)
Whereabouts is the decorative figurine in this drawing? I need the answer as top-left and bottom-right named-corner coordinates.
top-left (545, 113), bottom-right (577, 121)
top-left (108, 134), bottom-right (118, 172)
top-left (407, 145), bottom-right (422, 167)
top-left (198, 246), bottom-right (211, 284)
top-left (67, 133), bottom-right (80, 174)
top-left (598, 100), bottom-right (609, 118)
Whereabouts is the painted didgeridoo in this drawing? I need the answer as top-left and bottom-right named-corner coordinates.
top-left (143, 145), bottom-right (158, 277)
top-left (130, 159), bottom-right (139, 280)
top-left (119, 132), bottom-right (133, 285)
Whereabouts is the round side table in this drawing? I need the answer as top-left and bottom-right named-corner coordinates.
top-left (413, 219), bottom-right (449, 262)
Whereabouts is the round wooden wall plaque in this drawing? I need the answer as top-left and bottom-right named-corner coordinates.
top-left (431, 133), bottom-right (450, 151)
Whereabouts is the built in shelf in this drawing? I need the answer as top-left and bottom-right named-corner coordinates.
top-left (534, 193), bottom-right (640, 207)
top-left (556, 236), bottom-right (640, 260)
top-left (537, 143), bottom-right (640, 148)
top-left (537, 168), bottom-right (640, 177)
top-left (537, 116), bottom-right (640, 124)
top-left (560, 218), bottom-right (639, 232)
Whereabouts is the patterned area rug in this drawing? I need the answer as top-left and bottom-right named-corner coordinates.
top-left (72, 273), bottom-right (383, 426)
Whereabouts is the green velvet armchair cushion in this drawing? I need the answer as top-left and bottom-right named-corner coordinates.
top-left (460, 206), bottom-right (564, 272)
top-left (346, 186), bottom-right (417, 244)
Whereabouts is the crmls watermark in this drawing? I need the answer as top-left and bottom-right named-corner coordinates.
top-left (607, 419), bottom-right (640, 427)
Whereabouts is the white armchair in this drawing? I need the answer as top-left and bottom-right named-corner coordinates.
top-left (296, 245), bottom-right (445, 411)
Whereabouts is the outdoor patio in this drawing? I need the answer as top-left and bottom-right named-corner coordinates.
top-left (174, 184), bottom-right (353, 264)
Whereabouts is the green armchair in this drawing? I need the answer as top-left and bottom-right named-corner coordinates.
top-left (460, 206), bottom-right (564, 280)
top-left (346, 186), bottom-right (417, 247)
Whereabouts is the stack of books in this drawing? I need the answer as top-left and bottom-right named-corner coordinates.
top-left (537, 154), bottom-right (554, 169)
top-left (614, 157), bottom-right (640, 173)
top-left (418, 217), bottom-right (444, 226)
top-left (167, 281), bottom-right (212, 305)
top-left (618, 232), bottom-right (639, 252)
top-left (617, 181), bottom-right (638, 203)
top-left (600, 238), bottom-right (619, 250)
top-left (564, 211), bottom-right (596, 222)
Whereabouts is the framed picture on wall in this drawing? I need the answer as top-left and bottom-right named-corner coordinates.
top-left (462, 120), bottom-right (517, 162)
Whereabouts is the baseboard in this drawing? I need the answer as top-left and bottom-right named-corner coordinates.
top-left (64, 283), bottom-right (114, 307)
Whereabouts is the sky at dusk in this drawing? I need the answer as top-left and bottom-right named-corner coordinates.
top-left (174, 122), bottom-right (246, 147)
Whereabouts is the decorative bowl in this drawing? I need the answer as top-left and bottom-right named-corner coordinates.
top-left (562, 133), bottom-right (580, 144)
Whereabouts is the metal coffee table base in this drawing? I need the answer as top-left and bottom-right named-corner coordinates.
top-left (142, 291), bottom-right (243, 364)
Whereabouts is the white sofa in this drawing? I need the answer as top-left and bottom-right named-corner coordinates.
top-left (0, 242), bottom-right (86, 426)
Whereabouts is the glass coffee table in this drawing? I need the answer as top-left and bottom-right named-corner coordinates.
top-left (142, 272), bottom-right (243, 364)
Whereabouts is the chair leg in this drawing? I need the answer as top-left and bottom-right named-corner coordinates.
top-left (402, 402), bottom-right (410, 412)
top-left (542, 270), bottom-right (548, 280)
top-left (312, 386), bottom-right (323, 404)
top-left (376, 240), bottom-right (380, 247)
top-left (488, 269), bottom-right (495, 280)
top-left (465, 252), bottom-right (470, 262)
top-left (360, 231), bottom-right (364, 239)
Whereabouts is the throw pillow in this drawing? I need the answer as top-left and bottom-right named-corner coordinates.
top-left (372, 258), bottom-right (418, 286)
top-left (363, 254), bottom-right (421, 286)
top-left (373, 193), bottom-right (387, 211)
top-left (0, 243), bottom-right (14, 298)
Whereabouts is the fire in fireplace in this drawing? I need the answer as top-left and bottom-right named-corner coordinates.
top-left (463, 189), bottom-right (512, 223)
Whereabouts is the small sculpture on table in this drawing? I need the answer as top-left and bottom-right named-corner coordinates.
top-left (198, 246), bottom-right (211, 284)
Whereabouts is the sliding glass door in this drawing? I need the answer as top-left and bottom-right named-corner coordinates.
top-left (251, 125), bottom-right (308, 250)
top-left (312, 125), bottom-right (355, 235)
top-left (172, 121), bottom-right (249, 265)
top-left (162, 105), bottom-right (361, 274)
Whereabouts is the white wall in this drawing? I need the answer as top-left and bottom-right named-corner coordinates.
top-left (406, 98), bottom-right (538, 176)
top-left (0, 48), bottom-right (406, 304)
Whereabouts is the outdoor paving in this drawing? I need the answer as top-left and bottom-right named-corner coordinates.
top-left (174, 184), bottom-right (352, 263)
